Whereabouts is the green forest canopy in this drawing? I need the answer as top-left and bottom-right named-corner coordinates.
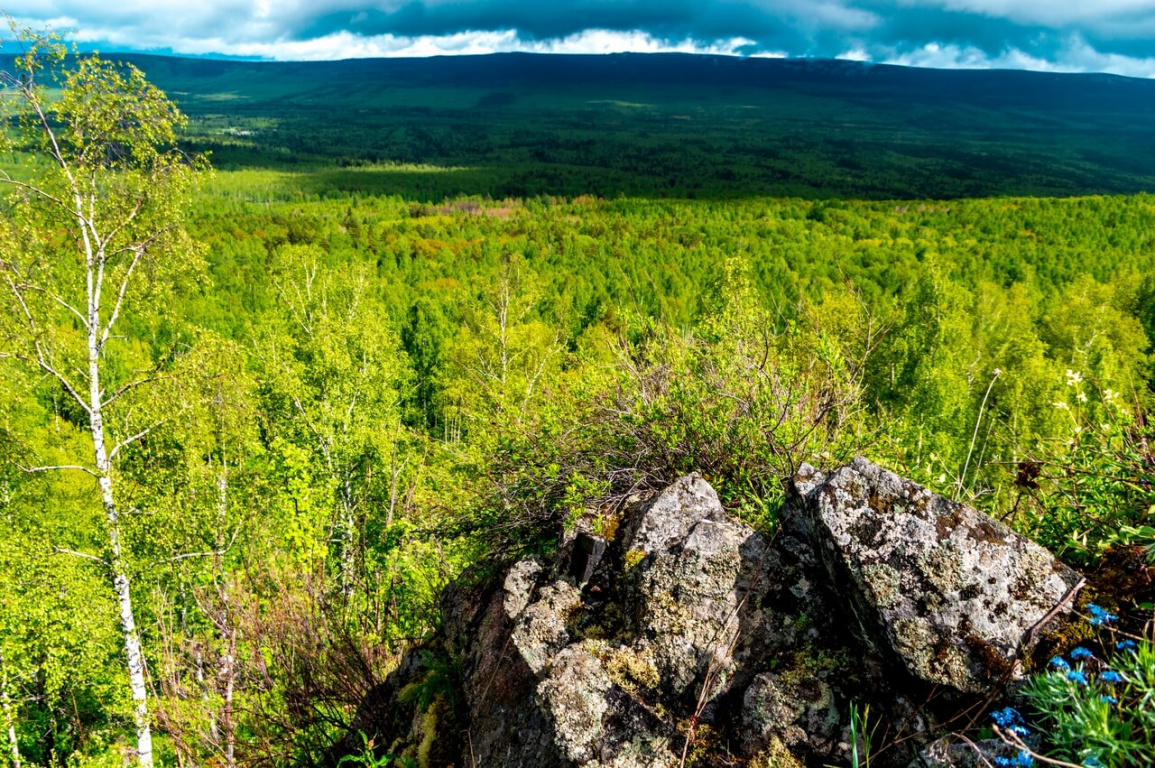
top-left (1, 48), bottom-right (1154, 768)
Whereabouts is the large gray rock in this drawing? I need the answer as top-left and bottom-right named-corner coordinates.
top-left (343, 460), bottom-right (1083, 768)
top-left (790, 458), bottom-right (1082, 693)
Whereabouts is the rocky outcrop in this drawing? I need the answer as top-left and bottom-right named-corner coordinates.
top-left (792, 459), bottom-right (1083, 693)
top-left (343, 459), bottom-right (1082, 768)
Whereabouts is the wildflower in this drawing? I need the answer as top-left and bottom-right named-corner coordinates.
top-left (1086, 604), bottom-right (1118, 626)
top-left (1054, 401), bottom-right (1070, 410)
top-left (1100, 670), bottom-right (1123, 684)
top-left (1084, 757), bottom-right (1104, 767)
top-left (993, 368), bottom-right (1002, 377)
top-left (1100, 695), bottom-right (1118, 705)
top-left (1070, 647), bottom-right (1093, 660)
top-left (995, 756), bottom-right (1034, 768)
top-left (1050, 656), bottom-right (1071, 670)
top-left (1008, 724), bottom-right (1031, 738)
top-left (1076, 392), bottom-right (1088, 403)
top-left (1067, 669), bottom-right (1088, 685)
top-left (1066, 369), bottom-right (1083, 386)
top-left (991, 707), bottom-right (1023, 727)
top-left (1117, 639), bottom-right (1138, 652)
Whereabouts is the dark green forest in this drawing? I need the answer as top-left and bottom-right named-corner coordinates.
top-left (34, 51), bottom-right (1155, 200)
top-left (2, 38), bottom-right (1155, 768)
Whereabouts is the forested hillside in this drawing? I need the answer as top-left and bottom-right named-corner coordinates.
top-left (2, 38), bottom-right (1154, 768)
top-left (6, 51), bottom-right (1154, 199)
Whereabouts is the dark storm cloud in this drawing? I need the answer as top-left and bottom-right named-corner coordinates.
top-left (294, 1), bottom-right (823, 46)
top-left (4, 1), bottom-right (1155, 74)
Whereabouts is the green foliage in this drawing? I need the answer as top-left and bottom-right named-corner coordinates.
top-left (1024, 641), bottom-right (1155, 767)
top-left (1014, 392), bottom-right (1155, 565)
top-left (397, 650), bottom-right (463, 716)
top-left (337, 731), bottom-right (416, 768)
top-left (4, 31), bottom-right (1155, 768)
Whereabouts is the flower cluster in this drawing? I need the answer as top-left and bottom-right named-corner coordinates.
top-left (1015, 601), bottom-right (1151, 768)
top-left (988, 710), bottom-right (1036, 766)
top-left (1048, 646), bottom-right (1126, 689)
top-left (1086, 604), bottom-right (1118, 627)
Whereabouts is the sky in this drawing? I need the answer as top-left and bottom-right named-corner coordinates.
top-left (4, 1), bottom-right (1155, 77)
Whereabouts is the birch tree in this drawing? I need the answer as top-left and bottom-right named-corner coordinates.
top-left (256, 246), bottom-right (409, 597)
top-left (0, 29), bottom-right (206, 768)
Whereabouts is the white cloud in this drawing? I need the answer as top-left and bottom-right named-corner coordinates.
top-left (2, 0), bottom-right (1155, 77)
top-left (84, 28), bottom-right (760, 61)
top-left (929, 0), bottom-right (1153, 28)
top-left (877, 35), bottom-right (1155, 78)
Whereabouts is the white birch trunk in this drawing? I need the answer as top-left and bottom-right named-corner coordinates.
top-left (0, 664), bottom-right (19, 768)
top-left (340, 490), bottom-right (356, 598)
top-left (88, 270), bottom-right (153, 768)
top-left (219, 627), bottom-right (236, 768)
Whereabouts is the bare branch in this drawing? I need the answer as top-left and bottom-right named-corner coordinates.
top-left (50, 291), bottom-right (90, 329)
top-left (18, 463), bottom-right (98, 478)
top-left (994, 726), bottom-right (1083, 768)
top-left (96, 197), bottom-right (147, 254)
top-left (139, 529), bottom-right (241, 575)
top-left (108, 426), bottom-right (152, 463)
top-left (0, 173), bottom-right (73, 210)
top-left (4, 273), bottom-right (92, 414)
top-left (99, 246), bottom-right (144, 351)
top-left (27, 350), bottom-right (92, 415)
top-left (102, 374), bottom-right (160, 409)
top-left (52, 546), bottom-right (109, 568)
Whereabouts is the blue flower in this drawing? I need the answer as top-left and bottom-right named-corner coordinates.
top-left (1014, 751), bottom-right (1035, 767)
top-left (1087, 604), bottom-right (1118, 626)
top-left (991, 707), bottom-right (1023, 727)
top-left (1100, 695), bottom-right (1118, 705)
top-left (1070, 647), bottom-right (1094, 660)
top-left (1116, 639), bottom-right (1138, 653)
top-left (1009, 725), bottom-right (1031, 737)
top-left (995, 758), bottom-right (1011, 767)
top-left (1050, 656), bottom-right (1071, 670)
top-left (1100, 670), bottom-right (1124, 684)
top-left (1067, 669), bottom-right (1088, 685)
top-left (1084, 757), bottom-right (1104, 767)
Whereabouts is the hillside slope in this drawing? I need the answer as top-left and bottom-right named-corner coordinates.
top-left (10, 52), bottom-right (1155, 198)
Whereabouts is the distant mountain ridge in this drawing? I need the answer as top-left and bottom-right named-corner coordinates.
top-left (5, 52), bottom-right (1155, 199)
top-left (81, 51), bottom-right (1155, 105)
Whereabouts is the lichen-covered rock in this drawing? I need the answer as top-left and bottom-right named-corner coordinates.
top-left (913, 735), bottom-right (1037, 767)
top-left (791, 457), bottom-right (1082, 693)
top-left (740, 672), bottom-right (841, 757)
top-left (343, 462), bottom-right (1085, 768)
top-left (513, 579), bottom-right (582, 674)
top-left (631, 511), bottom-right (764, 698)
top-left (621, 473), bottom-right (725, 556)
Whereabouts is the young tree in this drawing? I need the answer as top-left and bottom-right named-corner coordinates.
top-left (0, 29), bottom-right (206, 767)
top-left (255, 245), bottom-right (410, 596)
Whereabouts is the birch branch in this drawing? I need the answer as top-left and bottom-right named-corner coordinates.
top-left (52, 547), bottom-right (110, 568)
top-left (18, 463), bottom-right (98, 478)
